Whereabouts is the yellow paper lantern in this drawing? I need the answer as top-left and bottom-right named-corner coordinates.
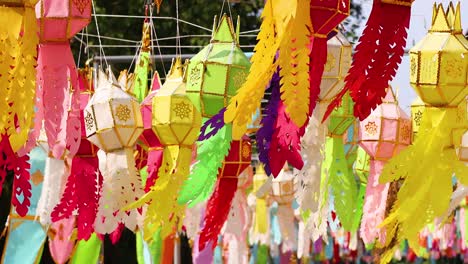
top-left (410, 97), bottom-right (428, 142)
top-left (409, 3), bottom-right (468, 107)
top-left (152, 58), bottom-right (202, 147)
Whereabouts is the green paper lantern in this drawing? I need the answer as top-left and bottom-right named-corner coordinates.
top-left (328, 92), bottom-right (354, 136)
top-left (186, 14), bottom-right (251, 118)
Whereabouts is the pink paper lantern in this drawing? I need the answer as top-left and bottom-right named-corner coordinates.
top-left (358, 87), bottom-right (411, 245)
top-left (359, 88), bottom-right (411, 161)
top-left (36, 0), bottom-right (91, 42)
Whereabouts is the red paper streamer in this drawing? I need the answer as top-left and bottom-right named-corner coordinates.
top-left (324, 0), bottom-right (412, 121)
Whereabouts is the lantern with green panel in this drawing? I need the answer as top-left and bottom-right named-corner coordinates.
top-left (186, 14), bottom-right (251, 118)
top-left (324, 92), bottom-right (357, 231)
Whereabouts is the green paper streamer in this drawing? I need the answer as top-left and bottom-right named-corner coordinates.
top-left (137, 231), bottom-right (145, 264)
top-left (151, 229), bottom-right (163, 264)
top-left (351, 182), bottom-right (367, 232)
top-left (326, 136), bottom-right (358, 231)
top-left (177, 123), bottom-right (232, 207)
top-left (355, 147), bottom-right (370, 184)
top-left (70, 233), bottom-right (102, 264)
top-left (133, 51), bottom-right (151, 103)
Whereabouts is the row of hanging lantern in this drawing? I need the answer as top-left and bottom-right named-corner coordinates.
top-left (1, 1), bottom-right (467, 263)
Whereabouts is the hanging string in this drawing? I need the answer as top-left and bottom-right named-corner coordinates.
top-left (175, 0), bottom-right (182, 56)
top-left (91, 0), bottom-right (109, 69)
top-left (150, 3), bottom-right (166, 78)
top-left (77, 28), bottom-right (85, 68)
top-left (226, 0), bottom-right (233, 21)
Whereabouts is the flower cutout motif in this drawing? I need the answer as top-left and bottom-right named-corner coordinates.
top-left (73, 0), bottom-right (89, 14)
top-left (324, 53), bottom-right (336, 72)
top-left (116, 104), bottom-right (131, 122)
top-left (232, 70), bottom-right (248, 90)
top-left (364, 121), bottom-right (378, 136)
top-left (445, 59), bottom-right (463, 78)
top-left (413, 110), bottom-right (423, 126)
top-left (173, 101), bottom-right (191, 119)
top-left (401, 124), bottom-right (411, 142)
top-left (410, 57), bottom-right (417, 77)
top-left (84, 111), bottom-right (94, 130)
top-left (189, 67), bottom-right (201, 86)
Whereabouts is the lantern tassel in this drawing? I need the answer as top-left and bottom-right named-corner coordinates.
top-left (51, 155), bottom-right (102, 241)
top-left (36, 156), bottom-right (67, 225)
top-left (277, 204), bottom-right (296, 253)
top-left (324, 1), bottom-right (411, 121)
top-left (257, 70), bottom-right (281, 175)
top-left (224, 0), bottom-right (288, 139)
top-left (268, 102), bottom-right (305, 177)
top-left (326, 136), bottom-right (358, 231)
top-left (360, 159), bottom-right (389, 245)
top-left (145, 147), bottom-right (164, 192)
top-left (37, 43), bottom-right (81, 158)
top-left (377, 108), bottom-right (468, 262)
top-left (198, 176), bottom-right (238, 250)
top-left (178, 126), bottom-right (232, 206)
top-left (95, 148), bottom-right (143, 234)
top-left (278, 0), bottom-right (312, 128)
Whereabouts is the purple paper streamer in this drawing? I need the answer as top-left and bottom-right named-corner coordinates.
top-left (256, 69), bottom-right (281, 175)
top-left (198, 108), bottom-right (226, 141)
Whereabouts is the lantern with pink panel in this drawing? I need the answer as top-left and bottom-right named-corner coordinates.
top-left (33, 0), bottom-right (91, 158)
top-left (358, 87), bottom-right (411, 246)
top-left (140, 72), bottom-right (164, 192)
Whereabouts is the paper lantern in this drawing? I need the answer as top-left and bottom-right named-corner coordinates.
top-left (198, 136), bottom-right (251, 250)
top-left (270, 167), bottom-right (296, 253)
top-left (325, 92), bottom-right (357, 231)
top-left (409, 3), bottom-right (468, 107)
top-left (359, 87), bottom-right (411, 245)
top-left (176, 22), bottom-right (249, 204)
top-left (84, 68), bottom-right (144, 234)
top-left (319, 31), bottom-right (352, 102)
top-left (130, 57), bottom-right (202, 241)
top-left (359, 88), bottom-right (411, 161)
top-left (33, 0), bottom-right (92, 158)
top-left (140, 72), bottom-right (164, 191)
top-left (51, 68), bottom-right (103, 241)
top-left (186, 14), bottom-right (250, 118)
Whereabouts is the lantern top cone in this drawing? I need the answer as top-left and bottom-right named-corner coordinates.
top-left (410, 2), bottom-right (468, 107)
top-left (84, 68), bottom-right (144, 152)
top-left (309, 0), bottom-right (350, 36)
top-left (186, 14), bottom-right (251, 118)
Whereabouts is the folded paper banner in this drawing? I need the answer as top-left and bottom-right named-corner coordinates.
top-left (378, 4), bottom-right (468, 262)
top-left (140, 72), bottom-right (164, 192)
top-left (51, 67), bottom-right (103, 241)
top-left (198, 137), bottom-right (251, 250)
top-left (1, 147), bottom-right (47, 264)
top-left (128, 57), bottom-right (202, 241)
top-left (179, 14), bottom-right (250, 206)
top-left (359, 87), bottom-right (411, 245)
top-left (31, 0), bottom-right (92, 159)
top-left (325, 92), bottom-right (357, 232)
top-left (270, 167), bottom-right (297, 253)
top-left (84, 68), bottom-right (144, 234)
top-left (325, 0), bottom-right (414, 121)
top-left (0, 0), bottom-right (38, 156)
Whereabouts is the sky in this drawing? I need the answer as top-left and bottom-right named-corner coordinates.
top-left (356, 0), bottom-right (468, 114)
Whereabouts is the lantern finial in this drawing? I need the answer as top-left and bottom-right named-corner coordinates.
top-left (430, 4), bottom-right (451, 33)
top-left (450, 2), bottom-right (462, 33)
top-left (212, 14), bottom-right (237, 44)
top-left (168, 57), bottom-right (185, 79)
